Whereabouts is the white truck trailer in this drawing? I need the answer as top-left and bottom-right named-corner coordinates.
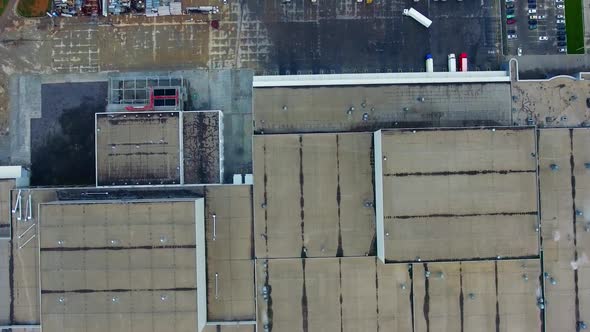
top-left (403, 8), bottom-right (432, 28)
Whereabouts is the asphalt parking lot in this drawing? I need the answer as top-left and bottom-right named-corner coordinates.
top-left (233, 0), bottom-right (503, 73)
top-left (503, 0), bottom-right (566, 55)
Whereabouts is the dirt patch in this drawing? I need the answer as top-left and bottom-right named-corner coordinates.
top-left (17, 0), bottom-right (50, 17)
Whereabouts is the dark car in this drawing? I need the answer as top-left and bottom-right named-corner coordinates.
top-left (529, 24), bottom-right (537, 30)
top-left (507, 19), bottom-right (517, 24)
top-left (528, 3), bottom-right (536, 8)
top-left (507, 9), bottom-right (515, 14)
top-left (528, 19), bottom-right (538, 25)
top-left (557, 23), bottom-right (566, 29)
top-left (528, 0), bottom-right (535, 3)
top-left (557, 41), bottom-right (567, 47)
top-left (557, 30), bottom-right (566, 34)
top-left (506, 3), bottom-right (515, 8)
top-left (507, 29), bottom-right (516, 34)
top-left (557, 35), bottom-right (566, 41)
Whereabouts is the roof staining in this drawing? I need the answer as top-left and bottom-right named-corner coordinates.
top-left (183, 111), bottom-right (222, 184)
top-left (376, 128), bottom-right (540, 262)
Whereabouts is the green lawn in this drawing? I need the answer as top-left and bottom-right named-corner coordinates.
top-left (565, 0), bottom-right (585, 54)
top-left (0, 0), bottom-right (9, 16)
top-left (17, 0), bottom-right (51, 17)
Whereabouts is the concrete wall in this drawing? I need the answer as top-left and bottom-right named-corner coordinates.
top-left (373, 131), bottom-right (385, 263)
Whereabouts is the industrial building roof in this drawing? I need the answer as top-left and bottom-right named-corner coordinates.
top-left (253, 83), bottom-right (512, 134)
top-left (255, 257), bottom-right (541, 331)
top-left (95, 111), bottom-right (222, 187)
top-left (374, 127), bottom-right (539, 262)
top-left (95, 112), bottom-right (182, 186)
top-left (253, 133), bottom-right (375, 259)
top-left (37, 199), bottom-right (206, 332)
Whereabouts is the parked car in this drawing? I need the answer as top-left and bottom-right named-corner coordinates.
top-left (506, 3), bottom-right (515, 8)
top-left (508, 34), bottom-right (518, 39)
top-left (528, 3), bottom-right (536, 8)
top-left (559, 47), bottom-right (566, 53)
top-left (529, 15), bottom-right (539, 19)
top-left (557, 19), bottom-right (565, 23)
top-left (556, 14), bottom-right (565, 19)
top-left (517, 47), bottom-right (523, 56)
top-left (528, 9), bottom-right (537, 13)
top-left (557, 4), bottom-right (564, 8)
top-left (528, 0), bottom-right (535, 2)
top-left (557, 41), bottom-right (567, 47)
top-left (507, 29), bottom-right (516, 34)
top-left (555, 0), bottom-right (563, 2)
top-left (507, 14), bottom-right (516, 19)
top-left (557, 35), bottom-right (566, 41)
top-left (529, 24), bottom-right (538, 29)
top-left (507, 18), bottom-right (517, 24)
top-left (557, 30), bottom-right (566, 35)
top-left (557, 23), bottom-right (566, 29)
top-left (529, 19), bottom-right (538, 25)
top-left (539, 36), bottom-right (548, 40)
top-left (507, 9), bottom-right (515, 14)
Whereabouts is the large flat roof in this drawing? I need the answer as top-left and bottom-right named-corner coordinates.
top-left (38, 200), bottom-right (205, 332)
top-left (95, 112), bottom-right (182, 186)
top-left (253, 133), bottom-right (375, 258)
top-left (539, 128), bottom-right (590, 331)
top-left (253, 83), bottom-right (512, 134)
top-left (255, 257), bottom-right (541, 331)
top-left (375, 127), bottom-right (539, 262)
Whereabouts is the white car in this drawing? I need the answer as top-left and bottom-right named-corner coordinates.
top-left (508, 34), bottom-right (518, 39)
top-left (529, 15), bottom-right (539, 19)
top-left (539, 36), bottom-right (548, 40)
top-left (559, 47), bottom-right (566, 53)
top-left (517, 47), bottom-right (523, 56)
top-left (555, 0), bottom-right (563, 2)
top-left (557, 4), bottom-right (564, 8)
top-left (556, 14), bottom-right (564, 19)
top-left (528, 9), bottom-right (537, 13)
top-left (557, 19), bottom-right (565, 23)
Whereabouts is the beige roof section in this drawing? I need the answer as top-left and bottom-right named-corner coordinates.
top-left (377, 128), bottom-right (539, 261)
top-left (253, 84), bottom-right (512, 134)
top-left (96, 112), bottom-right (181, 186)
top-left (204, 186), bottom-right (255, 321)
top-left (256, 257), bottom-right (412, 332)
top-left (539, 128), bottom-right (590, 331)
top-left (38, 200), bottom-right (200, 332)
top-left (253, 133), bottom-right (375, 259)
top-left (412, 260), bottom-right (542, 331)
